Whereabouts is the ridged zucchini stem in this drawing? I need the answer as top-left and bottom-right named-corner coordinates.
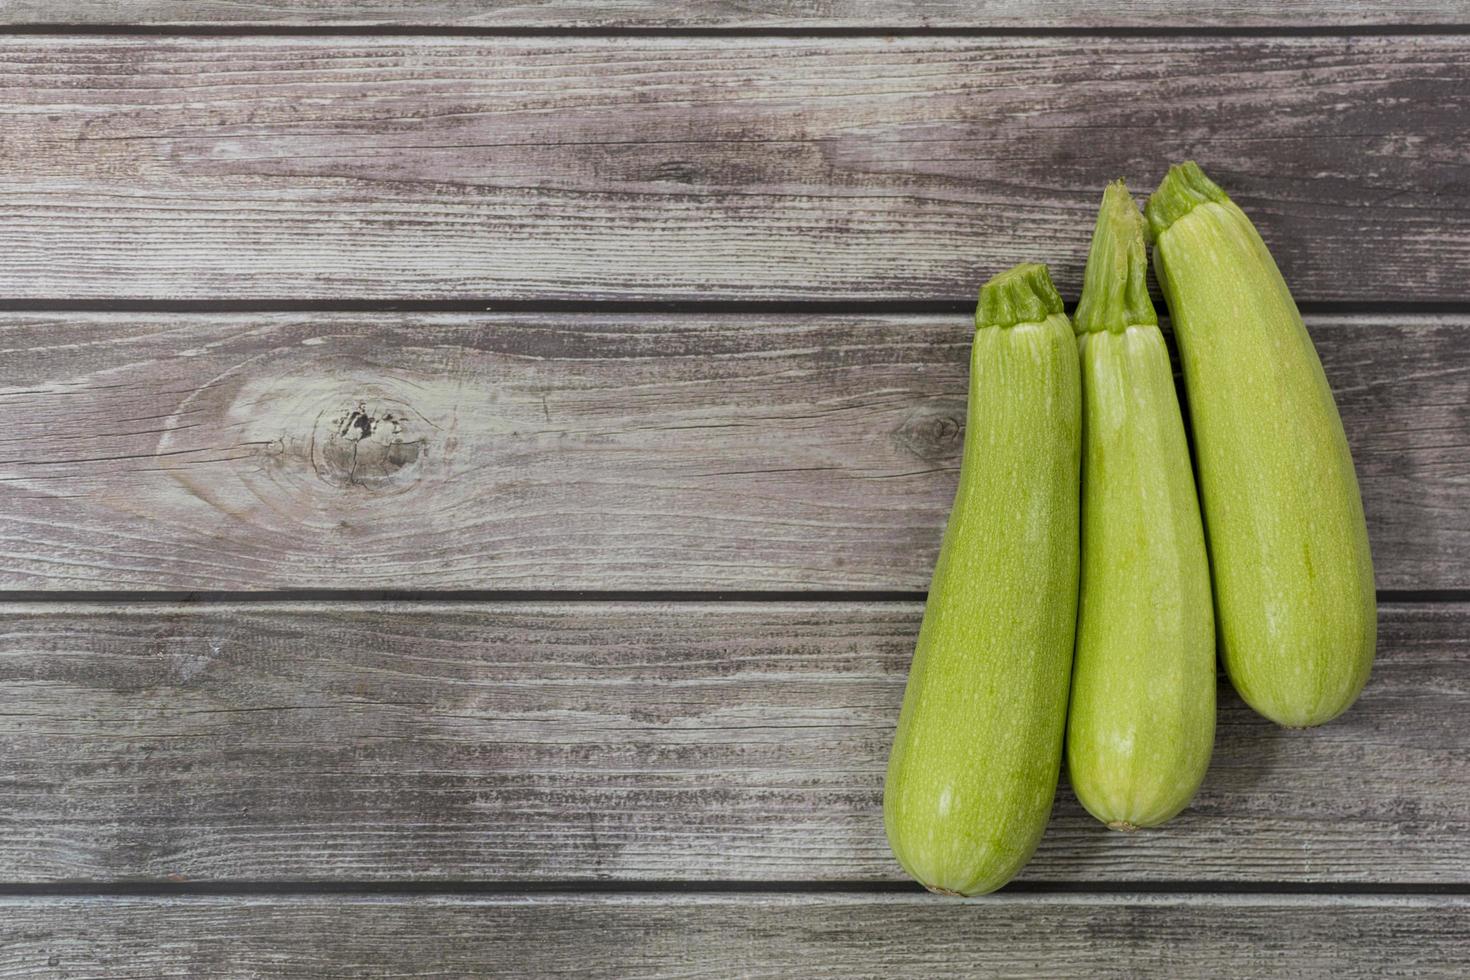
top-left (1145, 161), bottom-right (1228, 240)
top-left (974, 261), bottom-right (1064, 330)
top-left (1074, 181), bottom-right (1158, 335)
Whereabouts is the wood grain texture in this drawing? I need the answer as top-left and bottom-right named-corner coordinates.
top-left (2, 894), bottom-right (1468, 979)
top-left (1, 601), bottom-right (1463, 883)
top-left (1, 312), bottom-right (1464, 591)
top-left (5, 1), bottom-right (1464, 28)
top-left (2, 35), bottom-right (1467, 302)
top-left (4, 0), bottom-right (1467, 28)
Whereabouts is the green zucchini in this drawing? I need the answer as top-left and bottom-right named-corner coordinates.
top-left (884, 263), bottom-right (1080, 896)
top-left (1146, 162), bottom-right (1376, 728)
top-left (1066, 181), bottom-right (1215, 830)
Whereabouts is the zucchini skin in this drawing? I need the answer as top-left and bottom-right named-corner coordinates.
top-left (884, 263), bottom-right (1080, 896)
top-left (1067, 182), bottom-right (1215, 829)
top-left (1147, 163), bottom-right (1376, 728)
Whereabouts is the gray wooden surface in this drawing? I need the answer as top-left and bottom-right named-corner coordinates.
top-left (2, 36), bottom-right (1467, 303)
top-left (0, 8), bottom-right (1467, 979)
top-left (2, 895), bottom-right (1467, 979)
top-left (1, 601), bottom-right (1464, 883)
top-left (5, 1), bottom-right (1467, 28)
top-left (2, 312), bottom-right (1464, 590)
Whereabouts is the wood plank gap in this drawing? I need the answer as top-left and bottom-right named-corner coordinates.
top-left (0, 590), bottom-right (929, 605)
top-left (1, 300), bottom-right (1468, 318)
top-left (2, 25), bottom-right (1470, 38)
top-left (0, 589), bottom-right (1461, 605)
top-left (0, 299), bottom-right (976, 317)
top-left (0, 881), bottom-right (1467, 898)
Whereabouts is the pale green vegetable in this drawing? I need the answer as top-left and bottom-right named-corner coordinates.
top-left (1066, 181), bottom-right (1215, 830)
top-left (884, 263), bottom-right (1080, 896)
top-left (1147, 162), bottom-right (1376, 728)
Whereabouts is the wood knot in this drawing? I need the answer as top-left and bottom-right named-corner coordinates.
top-left (894, 404), bottom-right (964, 461)
top-left (314, 401), bottom-right (426, 490)
top-left (650, 160), bottom-right (700, 183)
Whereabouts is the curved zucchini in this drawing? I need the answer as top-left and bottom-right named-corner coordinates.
top-left (884, 263), bottom-right (1080, 896)
top-left (1066, 181), bottom-right (1215, 830)
top-left (1146, 162), bottom-right (1376, 727)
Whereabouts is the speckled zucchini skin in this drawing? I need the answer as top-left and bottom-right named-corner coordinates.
top-left (1147, 162), bottom-right (1376, 728)
top-left (884, 263), bottom-right (1080, 896)
top-left (1066, 182), bottom-right (1215, 830)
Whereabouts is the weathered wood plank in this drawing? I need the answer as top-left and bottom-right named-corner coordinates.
top-left (2, 894), bottom-right (1467, 979)
top-left (3, 1), bottom-right (1465, 28)
top-left (1, 601), bottom-right (1463, 883)
top-left (0, 312), bottom-right (1463, 591)
top-left (2, 36), bottom-right (1467, 302)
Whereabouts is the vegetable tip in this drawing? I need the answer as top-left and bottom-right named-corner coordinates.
top-left (975, 262), bottom-right (1065, 331)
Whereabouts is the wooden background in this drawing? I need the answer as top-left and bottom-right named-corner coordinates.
top-left (0, 4), bottom-right (1467, 978)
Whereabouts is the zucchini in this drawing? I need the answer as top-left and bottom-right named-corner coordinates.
top-left (884, 263), bottom-right (1080, 896)
top-left (1146, 162), bottom-right (1376, 727)
top-left (1066, 181), bottom-right (1215, 830)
